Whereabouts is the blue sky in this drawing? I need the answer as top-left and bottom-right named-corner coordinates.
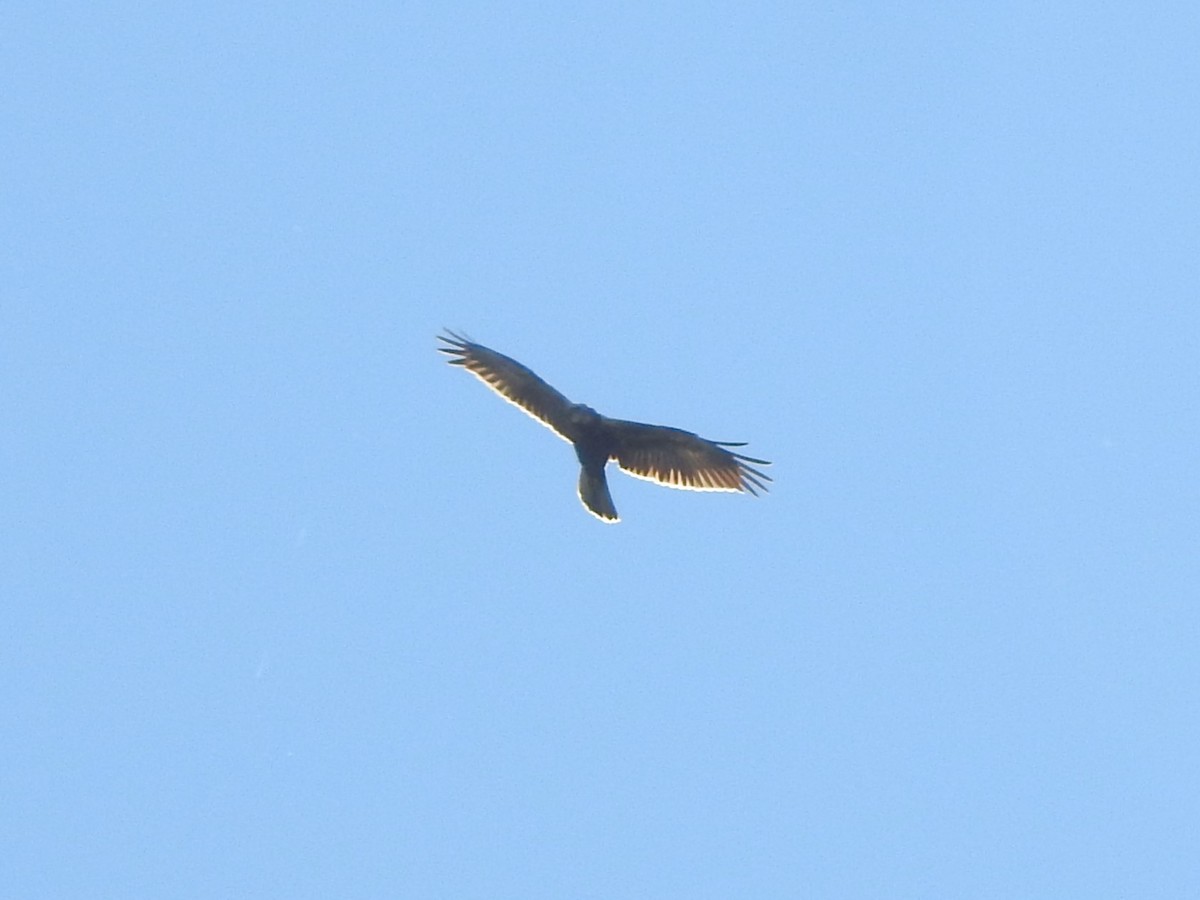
top-left (4, 2), bottom-right (1198, 896)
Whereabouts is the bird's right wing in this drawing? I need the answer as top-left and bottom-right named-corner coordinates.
top-left (438, 331), bottom-right (576, 442)
top-left (605, 418), bottom-right (772, 495)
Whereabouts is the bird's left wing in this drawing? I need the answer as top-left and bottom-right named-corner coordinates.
top-left (438, 331), bottom-right (576, 442)
top-left (605, 418), bottom-right (772, 494)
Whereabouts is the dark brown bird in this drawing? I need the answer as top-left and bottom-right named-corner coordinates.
top-left (438, 330), bottom-right (771, 522)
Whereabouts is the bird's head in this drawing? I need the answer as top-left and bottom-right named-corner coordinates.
top-left (567, 404), bottom-right (601, 427)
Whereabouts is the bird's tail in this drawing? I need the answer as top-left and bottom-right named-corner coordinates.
top-left (578, 466), bottom-right (619, 523)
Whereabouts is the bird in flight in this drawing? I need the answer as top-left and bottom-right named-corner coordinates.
top-left (438, 330), bottom-right (771, 522)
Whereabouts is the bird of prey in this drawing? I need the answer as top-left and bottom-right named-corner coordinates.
top-left (438, 330), bottom-right (771, 522)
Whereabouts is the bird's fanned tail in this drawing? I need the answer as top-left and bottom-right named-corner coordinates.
top-left (578, 466), bottom-right (619, 523)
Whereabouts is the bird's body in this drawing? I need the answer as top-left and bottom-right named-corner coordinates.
top-left (567, 404), bottom-right (622, 522)
top-left (438, 331), bottom-right (770, 522)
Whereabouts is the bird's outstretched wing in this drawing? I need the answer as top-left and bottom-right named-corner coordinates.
top-left (605, 419), bottom-right (772, 494)
top-left (437, 330), bottom-right (576, 441)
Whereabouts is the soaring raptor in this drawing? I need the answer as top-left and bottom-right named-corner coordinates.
top-left (438, 331), bottom-right (771, 522)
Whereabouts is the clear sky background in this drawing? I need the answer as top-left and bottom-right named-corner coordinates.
top-left (3, 3), bottom-right (1197, 897)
